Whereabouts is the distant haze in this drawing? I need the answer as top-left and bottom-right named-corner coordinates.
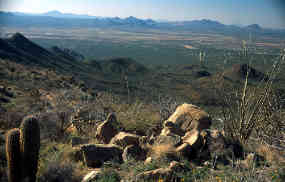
top-left (1, 0), bottom-right (285, 29)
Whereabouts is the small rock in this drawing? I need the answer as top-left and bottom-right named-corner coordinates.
top-left (110, 132), bottom-right (140, 148)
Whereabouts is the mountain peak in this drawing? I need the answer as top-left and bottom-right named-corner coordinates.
top-left (44, 10), bottom-right (62, 15)
top-left (9, 32), bottom-right (29, 42)
top-left (125, 16), bottom-right (138, 20)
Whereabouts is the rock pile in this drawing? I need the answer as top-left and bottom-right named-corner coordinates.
top-left (76, 103), bottom-right (243, 181)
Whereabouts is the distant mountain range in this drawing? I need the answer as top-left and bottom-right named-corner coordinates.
top-left (12, 10), bottom-right (100, 19)
top-left (0, 10), bottom-right (284, 36)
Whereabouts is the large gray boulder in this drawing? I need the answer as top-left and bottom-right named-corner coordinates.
top-left (81, 144), bottom-right (123, 168)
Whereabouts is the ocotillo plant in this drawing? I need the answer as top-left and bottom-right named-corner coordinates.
top-left (20, 116), bottom-right (40, 182)
top-left (6, 128), bottom-right (22, 182)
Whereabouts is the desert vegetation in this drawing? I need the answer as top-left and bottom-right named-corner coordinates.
top-left (0, 28), bottom-right (284, 182)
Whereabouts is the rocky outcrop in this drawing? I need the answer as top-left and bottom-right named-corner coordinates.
top-left (96, 113), bottom-right (119, 144)
top-left (80, 144), bottom-right (122, 168)
top-left (166, 103), bottom-right (211, 132)
top-left (110, 132), bottom-right (140, 148)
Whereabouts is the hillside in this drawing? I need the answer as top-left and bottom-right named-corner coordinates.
top-left (0, 31), bottom-right (284, 182)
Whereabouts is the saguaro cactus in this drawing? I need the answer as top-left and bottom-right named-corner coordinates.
top-left (20, 116), bottom-right (40, 182)
top-left (6, 128), bottom-right (22, 182)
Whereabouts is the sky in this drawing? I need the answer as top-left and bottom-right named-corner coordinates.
top-left (0, 0), bottom-right (285, 28)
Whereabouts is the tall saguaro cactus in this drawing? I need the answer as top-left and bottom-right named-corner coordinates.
top-left (6, 128), bottom-right (22, 182)
top-left (20, 116), bottom-right (40, 182)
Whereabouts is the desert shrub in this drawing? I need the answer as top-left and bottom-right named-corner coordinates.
top-left (37, 162), bottom-right (80, 182)
top-left (95, 169), bottom-right (120, 182)
top-left (176, 166), bottom-right (210, 182)
top-left (132, 158), bottom-right (170, 176)
top-left (218, 48), bottom-right (285, 145)
top-left (36, 112), bottom-right (59, 141)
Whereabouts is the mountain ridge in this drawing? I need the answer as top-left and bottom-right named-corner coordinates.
top-left (1, 10), bottom-right (283, 31)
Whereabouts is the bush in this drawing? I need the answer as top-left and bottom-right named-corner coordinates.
top-left (218, 48), bottom-right (285, 145)
top-left (38, 162), bottom-right (80, 182)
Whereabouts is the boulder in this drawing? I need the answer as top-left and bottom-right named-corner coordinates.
top-left (122, 144), bottom-right (147, 162)
top-left (96, 113), bottom-right (119, 143)
top-left (82, 170), bottom-right (102, 182)
top-left (110, 132), bottom-right (140, 148)
top-left (81, 144), bottom-right (122, 168)
top-left (166, 103), bottom-right (211, 132)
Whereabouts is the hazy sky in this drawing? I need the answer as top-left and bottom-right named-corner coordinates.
top-left (1, 0), bottom-right (285, 28)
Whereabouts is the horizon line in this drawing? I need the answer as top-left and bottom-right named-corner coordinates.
top-left (1, 9), bottom-right (284, 29)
